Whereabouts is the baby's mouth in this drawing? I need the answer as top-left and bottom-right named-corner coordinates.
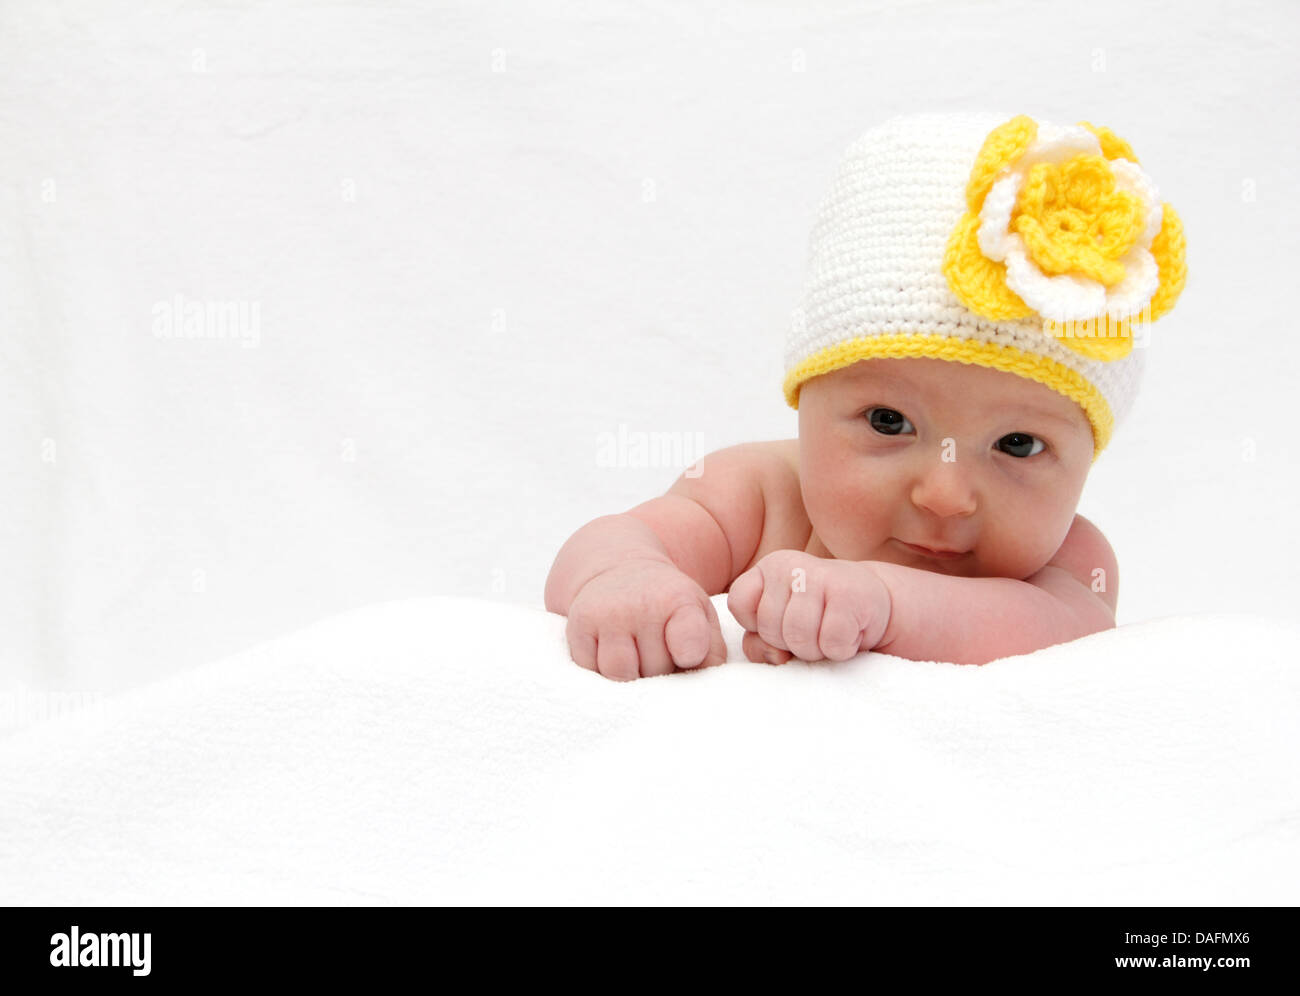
top-left (896, 539), bottom-right (970, 560)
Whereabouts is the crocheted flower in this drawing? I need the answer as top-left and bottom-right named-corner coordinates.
top-left (942, 115), bottom-right (1187, 361)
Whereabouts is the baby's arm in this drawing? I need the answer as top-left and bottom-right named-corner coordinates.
top-left (874, 515), bottom-right (1118, 665)
top-left (872, 563), bottom-right (1114, 666)
top-left (544, 444), bottom-right (767, 615)
top-left (544, 443), bottom-right (781, 679)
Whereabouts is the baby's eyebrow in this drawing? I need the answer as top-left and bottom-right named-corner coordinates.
top-left (1002, 406), bottom-right (1083, 427)
top-left (846, 374), bottom-right (1081, 428)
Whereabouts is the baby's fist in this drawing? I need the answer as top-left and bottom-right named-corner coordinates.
top-left (565, 558), bottom-right (728, 681)
top-left (727, 551), bottom-right (891, 664)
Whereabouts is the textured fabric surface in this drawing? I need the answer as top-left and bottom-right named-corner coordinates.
top-left (2, 595), bottom-right (1297, 905)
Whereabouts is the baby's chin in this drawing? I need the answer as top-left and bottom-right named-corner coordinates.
top-left (819, 533), bottom-right (1046, 579)
top-left (825, 538), bottom-right (983, 577)
top-left (883, 549), bottom-right (982, 577)
top-left (882, 546), bottom-right (1051, 581)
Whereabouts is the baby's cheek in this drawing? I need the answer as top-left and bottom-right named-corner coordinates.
top-left (986, 530), bottom-right (1054, 579)
top-left (815, 481), bottom-right (877, 535)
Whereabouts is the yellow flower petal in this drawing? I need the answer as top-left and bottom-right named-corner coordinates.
top-left (1147, 203), bottom-right (1187, 321)
top-left (948, 116), bottom-right (1184, 356)
top-left (965, 115), bottom-right (1038, 214)
top-left (942, 212), bottom-right (1034, 320)
top-left (1011, 155), bottom-right (1146, 287)
top-left (1077, 120), bottom-right (1140, 164)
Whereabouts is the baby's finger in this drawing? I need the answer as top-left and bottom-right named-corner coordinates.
top-left (818, 600), bottom-right (866, 661)
top-left (742, 630), bottom-right (792, 666)
top-left (696, 597), bottom-right (730, 670)
top-left (754, 568), bottom-right (792, 651)
top-left (664, 602), bottom-right (710, 669)
top-left (595, 632), bottom-right (640, 682)
top-left (566, 617), bottom-right (598, 672)
top-left (782, 584), bottom-right (827, 662)
top-left (633, 628), bottom-right (676, 678)
top-left (726, 568), bottom-right (762, 631)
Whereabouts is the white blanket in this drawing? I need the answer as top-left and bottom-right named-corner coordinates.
top-left (3, 596), bottom-right (1298, 905)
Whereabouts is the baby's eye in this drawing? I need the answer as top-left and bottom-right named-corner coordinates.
top-left (866, 407), bottom-right (913, 435)
top-left (997, 432), bottom-right (1045, 458)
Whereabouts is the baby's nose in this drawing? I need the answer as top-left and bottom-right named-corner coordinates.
top-left (909, 461), bottom-right (977, 518)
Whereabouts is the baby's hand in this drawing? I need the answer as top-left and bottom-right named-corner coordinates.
top-left (727, 551), bottom-right (891, 665)
top-left (564, 559), bottom-right (729, 681)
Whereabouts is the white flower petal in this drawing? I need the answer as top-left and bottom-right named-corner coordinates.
top-left (1108, 159), bottom-right (1164, 246)
top-left (1004, 236), bottom-right (1107, 323)
top-left (1018, 123), bottom-right (1102, 168)
top-left (1102, 247), bottom-right (1161, 319)
top-left (977, 172), bottom-right (1022, 260)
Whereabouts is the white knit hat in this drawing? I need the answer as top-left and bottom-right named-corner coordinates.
top-left (783, 110), bottom-right (1187, 462)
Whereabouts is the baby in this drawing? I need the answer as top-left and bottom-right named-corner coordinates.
top-left (545, 110), bottom-right (1187, 680)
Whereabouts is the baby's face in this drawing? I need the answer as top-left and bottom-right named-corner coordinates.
top-left (797, 357), bottom-right (1095, 579)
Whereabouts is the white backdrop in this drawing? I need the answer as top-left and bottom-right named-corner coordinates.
top-left (3, 0), bottom-right (1298, 722)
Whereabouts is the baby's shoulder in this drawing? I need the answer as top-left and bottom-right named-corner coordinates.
top-left (742, 438), bottom-right (813, 562)
top-left (736, 437), bottom-right (799, 479)
top-left (1037, 513), bottom-right (1120, 615)
top-left (770, 437), bottom-right (800, 478)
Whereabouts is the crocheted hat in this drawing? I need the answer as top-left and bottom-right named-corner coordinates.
top-left (783, 110), bottom-right (1187, 463)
